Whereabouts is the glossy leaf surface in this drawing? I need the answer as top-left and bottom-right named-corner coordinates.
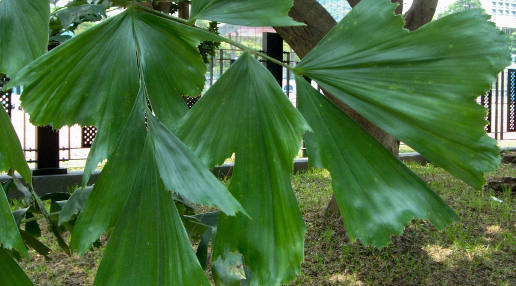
top-left (0, 108), bottom-right (31, 183)
top-left (73, 92), bottom-right (241, 252)
top-left (190, 0), bottom-right (302, 26)
top-left (177, 53), bottom-right (309, 285)
top-left (148, 115), bottom-right (243, 216)
top-left (0, 184), bottom-right (27, 257)
top-left (93, 139), bottom-right (209, 286)
top-left (0, 248), bottom-right (33, 286)
top-left (71, 94), bottom-right (146, 254)
top-left (0, 106), bottom-right (30, 258)
top-left (8, 6), bottom-right (215, 184)
top-left (297, 77), bottom-right (458, 247)
top-left (296, 0), bottom-right (511, 188)
top-left (0, 0), bottom-right (49, 75)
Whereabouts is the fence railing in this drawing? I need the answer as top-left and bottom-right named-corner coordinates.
top-left (1, 52), bottom-right (515, 173)
top-left (479, 68), bottom-right (516, 140)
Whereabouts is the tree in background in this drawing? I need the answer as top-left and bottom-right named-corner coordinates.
top-left (439, 0), bottom-right (483, 18)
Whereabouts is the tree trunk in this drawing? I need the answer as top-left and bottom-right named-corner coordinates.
top-left (404, 0), bottom-right (439, 31)
top-left (274, 0), bottom-right (439, 217)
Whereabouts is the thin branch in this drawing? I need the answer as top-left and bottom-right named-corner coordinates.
top-left (21, 211), bottom-right (61, 224)
top-left (138, 5), bottom-right (298, 72)
top-left (221, 37), bottom-right (294, 71)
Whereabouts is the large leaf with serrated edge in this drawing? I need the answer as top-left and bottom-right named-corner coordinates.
top-left (0, 184), bottom-right (27, 258)
top-left (190, 0), bottom-right (302, 26)
top-left (93, 137), bottom-right (209, 286)
top-left (297, 77), bottom-right (458, 247)
top-left (0, 107), bottom-right (31, 183)
top-left (295, 0), bottom-right (511, 189)
top-left (0, 106), bottom-right (30, 258)
top-left (71, 92), bottom-right (146, 255)
top-left (177, 53), bottom-right (309, 285)
top-left (72, 93), bottom-right (242, 255)
top-left (0, 0), bottom-right (49, 76)
top-left (8, 6), bottom-right (217, 186)
top-left (0, 248), bottom-right (33, 286)
top-left (148, 114), bottom-right (243, 217)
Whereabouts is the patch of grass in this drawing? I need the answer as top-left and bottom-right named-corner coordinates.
top-left (289, 163), bottom-right (516, 285)
top-left (17, 163), bottom-right (516, 285)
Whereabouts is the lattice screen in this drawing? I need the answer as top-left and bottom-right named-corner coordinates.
top-left (508, 69), bottom-right (516, 132)
top-left (480, 90), bottom-right (492, 133)
top-left (183, 96), bottom-right (200, 109)
top-left (0, 76), bottom-right (11, 117)
top-left (81, 126), bottom-right (97, 148)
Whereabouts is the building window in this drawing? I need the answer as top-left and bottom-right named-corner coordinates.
top-left (493, 9), bottom-right (497, 14)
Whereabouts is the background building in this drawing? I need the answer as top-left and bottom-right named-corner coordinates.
top-left (482, 0), bottom-right (516, 29)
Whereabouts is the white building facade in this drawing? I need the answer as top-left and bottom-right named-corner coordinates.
top-left (482, 0), bottom-right (516, 29)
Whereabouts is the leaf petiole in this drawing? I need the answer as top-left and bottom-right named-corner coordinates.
top-left (138, 5), bottom-right (297, 73)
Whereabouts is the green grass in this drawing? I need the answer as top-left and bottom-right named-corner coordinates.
top-left (290, 162), bottom-right (515, 285)
top-left (16, 163), bottom-right (516, 285)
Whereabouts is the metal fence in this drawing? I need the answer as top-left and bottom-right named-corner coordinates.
top-left (205, 48), bottom-right (298, 104)
top-left (479, 68), bottom-right (516, 140)
top-left (2, 63), bottom-right (515, 171)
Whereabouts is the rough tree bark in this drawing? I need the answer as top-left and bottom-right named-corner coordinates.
top-left (274, 0), bottom-right (439, 216)
top-left (404, 0), bottom-right (439, 31)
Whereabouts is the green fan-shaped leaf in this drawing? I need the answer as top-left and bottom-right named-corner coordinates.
top-left (72, 92), bottom-right (242, 254)
top-left (93, 139), bottom-right (209, 286)
top-left (297, 77), bottom-right (458, 247)
top-left (0, 107), bottom-right (31, 183)
top-left (148, 114), bottom-right (244, 216)
top-left (0, 105), bottom-right (30, 258)
top-left (177, 53), bottom-right (309, 285)
top-left (58, 186), bottom-right (92, 226)
top-left (0, 0), bottom-right (49, 75)
top-left (0, 248), bottom-right (33, 286)
top-left (0, 184), bottom-right (27, 257)
top-left (190, 0), bottom-right (303, 26)
top-left (295, 0), bottom-right (511, 189)
top-left (19, 230), bottom-right (50, 258)
top-left (71, 94), bottom-right (147, 254)
top-left (8, 6), bottom-right (216, 185)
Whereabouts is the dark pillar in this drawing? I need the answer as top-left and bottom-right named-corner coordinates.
top-left (262, 32), bottom-right (283, 85)
top-left (32, 44), bottom-right (67, 176)
top-left (178, 1), bottom-right (189, 19)
top-left (34, 126), bottom-right (66, 175)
